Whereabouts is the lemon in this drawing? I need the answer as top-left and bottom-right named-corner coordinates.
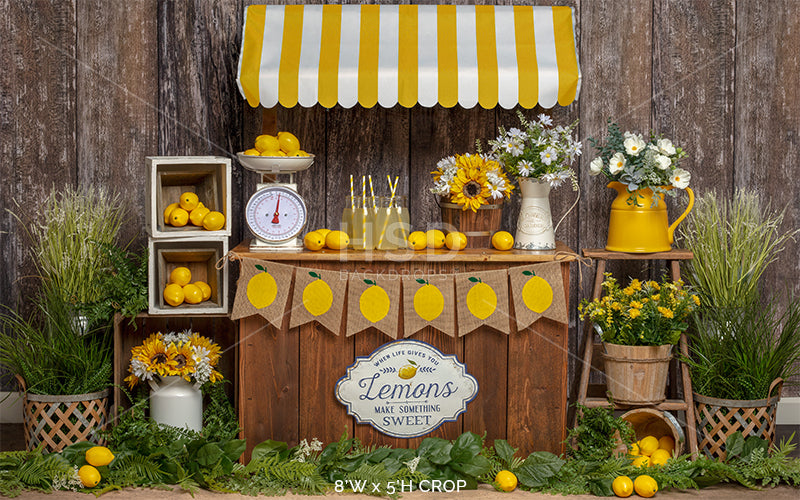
top-left (164, 283), bottom-right (185, 307)
top-left (492, 231), bottom-right (514, 250)
top-left (85, 446), bottom-right (115, 467)
top-left (658, 435), bottom-right (675, 452)
top-left (408, 231), bottom-right (426, 250)
top-left (203, 211), bottom-right (225, 231)
top-left (649, 448), bottom-right (670, 466)
top-left (425, 229), bottom-right (445, 249)
top-left (360, 280), bottom-right (391, 323)
top-left (631, 455), bottom-right (650, 468)
top-left (163, 202), bottom-right (180, 225)
top-left (255, 134), bottom-right (280, 153)
top-left (413, 281), bottom-right (444, 321)
top-left (169, 267), bottom-right (192, 286)
top-left (466, 280), bottom-right (497, 320)
top-left (260, 150), bottom-right (282, 157)
top-left (325, 230), bottom-right (349, 250)
top-left (247, 268), bottom-right (277, 309)
top-left (243, 148), bottom-right (260, 156)
top-left (304, 231), bottom-right (326, 251)
top-left (302, 272), bottom-right (333, 316)
top-left (521, 272), bottom-right (554, 313)
top-left (633, 475), bottom-right (658, 498)
top-left (189, 205), bottom-right (210, 226)
top-left (170, 207), bottom-right (189, 227)
top-left (494, 470), bottom-right (517, 492)
top-left (398, 363), bottom-right (417, 379)
top-left (78, 464), bottom-right (101, 488)
top-left (277, 132), bottom-right (300, 153)
top-left (183, 283), bottom-right (203, 304)
top-left (179, 192), bottom-right (199, 211)
top-left (629, 442), bottom-right (640, 456)
top-left (638, 436), bottom-right (659, 456)
top-left (315, 228), bottom-right (331, 239)
top-left (611, 475), bottom-right (633, 497)
top-left (194, 281), bottom-right (212, 301)
top-left (445, 231), bottom-right (467, 250)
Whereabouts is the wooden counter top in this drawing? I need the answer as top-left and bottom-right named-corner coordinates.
top-left (230, 239), bottom-right (577, 263)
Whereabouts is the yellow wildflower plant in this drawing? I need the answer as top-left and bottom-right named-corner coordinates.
top-left (579, 274), bottom-right (698, 346)
top-left (431, 153), bottom-right (514, 212)
top-left (125, 330), bottom-right (223, 389)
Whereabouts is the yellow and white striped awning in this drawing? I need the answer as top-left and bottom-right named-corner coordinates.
top-left (237, 4), bottom-right (580, 109)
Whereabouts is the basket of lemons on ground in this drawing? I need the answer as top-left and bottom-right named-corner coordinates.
top-left (163, 266), bottom-right (213, 307)
top-left (163, 191), bottom-right (225, 231)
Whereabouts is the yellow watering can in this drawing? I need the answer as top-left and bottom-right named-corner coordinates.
top-left (605, 181), bottom-right (694, 253)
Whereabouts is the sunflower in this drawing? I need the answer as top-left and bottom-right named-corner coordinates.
top-left (166, 342), bottom-right (196, 379)
top-left (188, 333), bottom-right (221, 364)
top-left (134, 335), bottom-right (171, 376)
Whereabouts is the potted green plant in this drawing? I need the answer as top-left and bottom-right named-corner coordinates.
top-left (679, 190), bottom-right (800, 459)
top-left (579, 274), bottom-right (699, 404)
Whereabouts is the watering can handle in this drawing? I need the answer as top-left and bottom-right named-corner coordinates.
top-left (554, 185), bottom-right (581, 235)
top-left (667, 187), bottom-right (694, 245)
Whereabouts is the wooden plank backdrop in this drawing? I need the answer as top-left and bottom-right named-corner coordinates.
top-left (2, 0), bottom-right (799, 409)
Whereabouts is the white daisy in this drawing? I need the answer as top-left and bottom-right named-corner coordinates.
top-left (624, 134), bottom-right (646, 156)
top-left (609, 152), bottom-right (626, 174)
top-left (518, 160), bottom-right (533, 176)
top-left (590, 157), bottom-right (604, 176)
top-left (538, 113), bottom-right (553, 126)
top-left (540, 146), bottom-right (558, 165)
top-left (657, 138), bottom-right (676, 155)
top-left (655, 154), bottom-right (672, 170)
top-left (671, 168), bottom-right (691, 189)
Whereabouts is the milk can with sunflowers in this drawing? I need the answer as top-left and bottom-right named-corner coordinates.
top-left (491, 112), bottom-right (582, 250)
top-left (124, 330), bottom-right (223, 431)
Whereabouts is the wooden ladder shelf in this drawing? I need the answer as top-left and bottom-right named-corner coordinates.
top-left (576, 248), bottom-right (698, 457)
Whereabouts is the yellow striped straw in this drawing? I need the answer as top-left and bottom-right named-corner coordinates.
top-left (361, 176), bottom-right (367, 248)
top-left (368, 174), bottom-right (376, 209)
top-left (349, 175), bottom-right (354, 209)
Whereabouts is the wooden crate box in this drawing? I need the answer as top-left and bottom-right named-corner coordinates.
top-left (146, 156), bottom-right (231, 238)
top-left (148, 236), bottom-right (229, 315)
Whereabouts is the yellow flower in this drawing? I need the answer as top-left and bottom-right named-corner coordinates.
top-left (188, 333), bottom-right (222, 364)
top-left (658, 306), bottom-right (674, 318)
top-left (450, 166), bottom-right (490, 212)
top-left (648, 280), bottom-right (660, 290)
top-left (692, 295), bottom-right (701, 306)
top-left (624, 287), bottom-right (635, 296)
top-left (630, 279), bottom-right (642, 291)
top-left (630, 300), bottom-right (643, 309)
top-left (611, 302), bottom-right (621, 311)
top-left (166, 342), bottom-right (196, 379)
top-left (628, 308), bottom-right (641, 319)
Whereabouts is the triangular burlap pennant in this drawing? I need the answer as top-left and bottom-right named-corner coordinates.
top-left (346, 273), bottom-right (400, 338)
top-left (508, 262), bottom-right (568, 330)
top-left (402, 274), bottom-right (456, 337)
top-left (455, 269), bottom-right (510, 336)
top-left (289, 267), bottom-right (347, 335)
top-left (231, 258), bottom-right (294, 326)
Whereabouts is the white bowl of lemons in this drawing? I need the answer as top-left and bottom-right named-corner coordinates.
top-left (238, 132), bottom-right (315, 173)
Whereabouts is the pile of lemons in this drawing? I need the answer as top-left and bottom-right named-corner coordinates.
top-left (77, 445), bottom-right (115, 488)
top-left (163, 191), bottom-right (225, 231)
top-left (303, 228), bottom-right (350, 251)
top-left (163, 266), bottom-right (212, 307)
top-left (243, 131), bottom-right (310, 157)
top-left (612, 434), bottom-right (675, 497)
top-left (405, 229), bottom-right (515, 251)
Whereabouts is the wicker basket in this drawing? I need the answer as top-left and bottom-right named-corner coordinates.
top-left (621, 408), bottom-right (684, 456)
top-left (16, 375), bottom-right (110, 452)
top-left (694, 378), bottom-right (783, 460)
top-left (601, 343), bottom-right (673, 404)
top-left (439, 198), bottom-right (503, 249)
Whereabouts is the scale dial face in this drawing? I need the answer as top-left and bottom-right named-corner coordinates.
top-left (245, 185), bottom-right (307, 243)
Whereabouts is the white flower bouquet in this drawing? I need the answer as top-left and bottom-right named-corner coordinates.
top-left (488, 111), bottom-right (581, 189)
top-left (588, 120), bottom-right (690, 206)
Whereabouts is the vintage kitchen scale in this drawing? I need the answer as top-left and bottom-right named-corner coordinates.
top-left (236, 153), bottom-right (315, 251)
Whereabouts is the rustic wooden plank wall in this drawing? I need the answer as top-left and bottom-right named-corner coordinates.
top-left (2, 0), bottom-right (799, 407)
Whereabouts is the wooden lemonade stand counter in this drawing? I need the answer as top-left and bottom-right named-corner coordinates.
top-left (231, 240), bottom-right (575, 460)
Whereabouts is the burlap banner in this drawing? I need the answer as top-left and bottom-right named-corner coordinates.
top-left (508, 262), bottom-right (568, 330)
top-left (455, 269), bottom-right (510, 336)
top-left (289, 268), bottom-right (347, 334)
top-left (231, 258), bottom-right (294, 327)
top-left (402, 273), bottom-right (456, 337)
top-left (346, 273), bottom-right (401, 338)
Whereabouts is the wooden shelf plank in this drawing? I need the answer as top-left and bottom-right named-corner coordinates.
top-left (582, 248), bottom-right (693, 260)
top-left (584, 397), bottom-right (690, 411)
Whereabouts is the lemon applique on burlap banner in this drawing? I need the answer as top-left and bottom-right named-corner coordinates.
top-left (246, 264), bottom-right (277, 309)
top-left (413, 279), bottom-right (444, 322)
top-left (521, 270), bottom-right (553, 313)
top-left (303, 271), bottom-right (333, 316)
top-left (359, 279), bottom-right (390, 323)
top-left (466, 277), bottom-right (497, 320)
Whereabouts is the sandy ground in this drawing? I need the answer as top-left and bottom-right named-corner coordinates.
top-left (9, 483), bottom-right (800, 499)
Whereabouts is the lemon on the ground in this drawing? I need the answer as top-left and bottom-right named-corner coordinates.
top-left (278, 132), bottom-right (301, 154)
top-left (303, 272), bottom-right (333, 316)
top-left (658, 435), bottom-right (675, 452)
top-left (492, 231), bottom-right (514, 250)
top-left (445, 231), bottom-right (467, 251)
top-left (247, 265), bottom-right (277, 309)
top-left (189, 205), bottom-right (210, 226)
top-left (170, 208), bottom-right (189, 227)
top-left (521, 271), bottom-right (554, 313)
top-left (163, 202), bottom-right (180, 225)
top-left (629, 442), bottom-right (640, 456)
top-left (359, 280), bottom-right (391, 323)
top-left (611, 475), bottom-right (633, 498)
top-left (426, 229), bottom-right (445, 249)
top-left (325, 230), bottom-right (350, 250)
top-left (78, 465), bottom-right (101, 488)
top-left (169, 267), bottom-right (192, 286)
top-left (304, 231), bottom-right (325, 251)
top-left (183, 283), bottom-right (203, 304)
top-left (244, 148), bottom-right (260, 156)
top-left (255, 134), bottom-right (280, 153)
top-left (315, 228), bottom-right (331, 239)
top-left (413, 280), bottom-right (444, 321)
top-left (194, 281), bottom-right (212, 301)
top-left (631, 455), bottom-right (650, 468)
top-left (203, 211), bottom-right (225, 231)
top-left (633, 475), bottom-right (658, 498)
top-left (466, 279), bottom-right (497, 320)
top-left (179, 192), bottom-right (199, 211)
top-left (408, 231), bottom-right (426, 250)
top-left (638, 436), bottom-right (659, 456)
top-left (164, 283), bottom-right (185, 307)
top-left (85, 446), bottom-right (115, 467)
top-left (398, 362), bottom-right (417, 379)
top-left (649, 448), bottom-right (670, 466)
top-left (494, 470), bottom-right (517, 492)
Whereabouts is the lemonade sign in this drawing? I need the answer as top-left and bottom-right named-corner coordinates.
top-left (335, 340), bottom-right (478, 438)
